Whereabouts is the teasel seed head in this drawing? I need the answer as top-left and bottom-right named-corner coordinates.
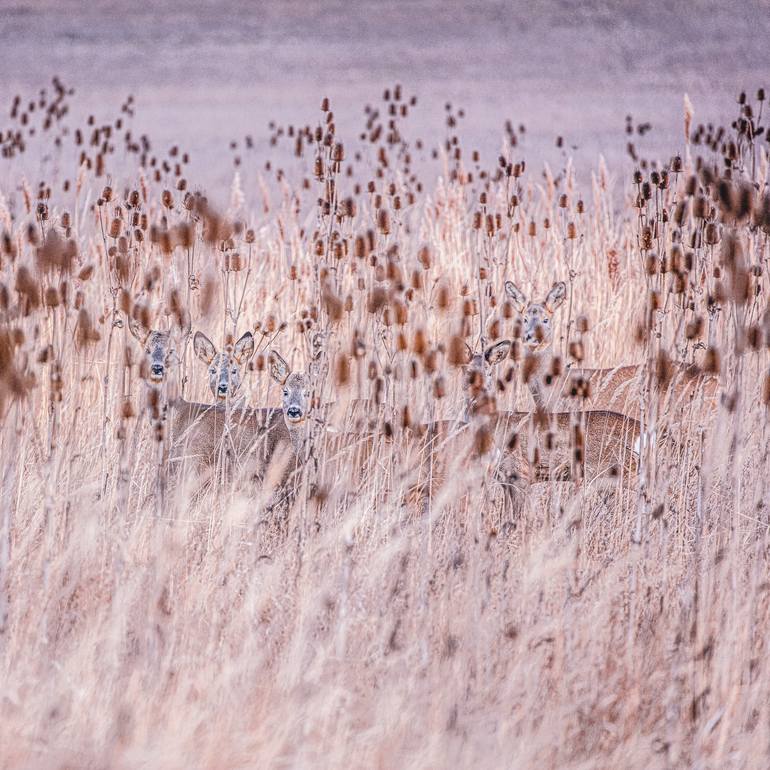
top-left (704, 346), bottom-right (720, 375)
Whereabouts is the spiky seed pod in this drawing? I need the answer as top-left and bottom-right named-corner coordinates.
top-left (474, 425), bottom-right (492, 456)
top-left (377, 208), bottom-right (390, 235)
top-left (568, 341), bottom-right (584, 362)
top-left (704, 223), bottom-right (720, 245)
top-left (521, 353), bottom-right (538, 384)
top-left (685, 316), bottom-right (704, 340)
top-left (366, 288), bottom-right (387, 314)
top-left (15, 265), bottom-right (41, 311)
top-left (322, 286), bottom-right (343, 322)
top-left (44, 287), bottom-right (59, 308)
top-left (704, 347), bottom-right (720, 375)
top-left (693, 196), bottom-right (708, 219)
top-left (655, 350), bottom-right (672, 390)
top-left (334, 354), bottom-right (350, 387)
top-left (76, 308), bottom-right (101, 346)
top-left (121, 399), bottom-right (136, 420)
top-left (26, 224), bottom-right (39, 247)
top-left (413, 328), bottom-right (427, 356)
top-left (447, 335), bottom-right (467, 367)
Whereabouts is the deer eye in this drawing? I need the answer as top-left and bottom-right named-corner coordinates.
top-left (283, 389), bottom-right (288, 397)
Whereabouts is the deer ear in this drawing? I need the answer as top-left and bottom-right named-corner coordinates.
top-left (504, 281), bottom-right (527, 312)
top-left (193, 332), bottom-right (217, 365)
top-left (485, 339), bottom-right (512, 365)
top-left (233, 331), bottom-right (255, 364)
top-left (269, 350), bottom-right (291, 385)
top-left (544, 281), bottom-right (567, 313)
top-left (128, 314), bottom-right (149, 343)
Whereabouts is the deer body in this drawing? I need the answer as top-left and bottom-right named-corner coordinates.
top-left (166, 400), bottom-right (289, 482)
top-left (451, 340), bottom-right (643, 515)
top-left (528, 359), bottom-right (717, 421)
top-left (130, 320), bottom-right (305, 501)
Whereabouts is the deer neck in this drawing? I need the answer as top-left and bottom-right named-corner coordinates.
top-left (285, 418), bottom-right (311, 458)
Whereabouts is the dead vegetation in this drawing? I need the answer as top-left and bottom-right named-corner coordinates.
top-left (1, 80), bottom-right (770, 769)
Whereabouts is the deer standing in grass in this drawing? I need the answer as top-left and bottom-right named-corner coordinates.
top-left (503, 280), bottom-right (718, 422)
top-left (268, 350), bottom-right (384, 509)
top-left (129, 319), bottom-right (277, 490)
top-left (392, 340), bottom-right (640, 516)
top-left (411, 340), bottom-right (644, 516)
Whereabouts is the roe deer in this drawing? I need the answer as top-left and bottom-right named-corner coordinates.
top-left (192, 330), bottom-right (255, 402)
top-left (165, 348), bottom-right (316, 494)
top-left (128, 316), bottom-right (179, 386)
top-left (268, 350), bottom-right (383, 507)
top-left (128, 321), bottom-right (255, 404)
top-left (504, 280), bottom-right (718, 421)
top-left (127, 319), bottom-right (290, 493)
top-left (401, 340), bottom-right (644, 516)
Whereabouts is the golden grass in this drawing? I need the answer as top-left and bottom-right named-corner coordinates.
top-left (1, 82), bottom-right (769, 768)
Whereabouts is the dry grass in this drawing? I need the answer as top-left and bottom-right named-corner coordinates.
top-left (1, 81), bottom-right (770, 769)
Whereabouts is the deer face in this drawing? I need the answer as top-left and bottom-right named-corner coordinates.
top-left (269, 351), bottom-right (311, 425)
top-left (194, 331), bottom-right (255, 401)
top-left (505, 280), bottom-right (566, 351)
top-left (129, 318), bottom-right (176, 384)
top-left (461, 340), bottom-right (511, 419)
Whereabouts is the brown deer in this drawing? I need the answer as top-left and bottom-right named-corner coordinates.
top-left (268, 349), bottom-right (385, 507)
top-left (504, 280), bottom-right (718, 421)
top-left (128, 319), bottom-right (255, 402)
top-left (400, 340), bottom-right (645, 517)
top-left (128, 319), bottom-right (291, 498)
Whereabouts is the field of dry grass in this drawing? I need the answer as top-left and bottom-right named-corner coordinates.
top-left (1, 81), bottom-right (770, 769)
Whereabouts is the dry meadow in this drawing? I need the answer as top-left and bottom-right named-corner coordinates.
top-left (1, 79), bottom-right (770, 769)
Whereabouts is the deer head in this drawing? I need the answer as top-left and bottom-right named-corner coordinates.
top-left (269, 350), bottom-right (311, 427)
top-left (128, 317), bottom-right (178, 385)
top-left (461, 339), bottom-right (512, 420)
top-left (504, 280), bottom-right (567, 352)
top-left (193, 331), bottom-right (255, 401)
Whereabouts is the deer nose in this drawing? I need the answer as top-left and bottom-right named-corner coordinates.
top-left (217, 383), bottom-right (229, 394)
top-left (151, 364), bottom-right (164, 377)
top-left (286, 406), bottom-right (302, 419)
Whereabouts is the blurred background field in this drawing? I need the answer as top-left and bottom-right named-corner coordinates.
top-left (2, 0), bottom-right (769, 187)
